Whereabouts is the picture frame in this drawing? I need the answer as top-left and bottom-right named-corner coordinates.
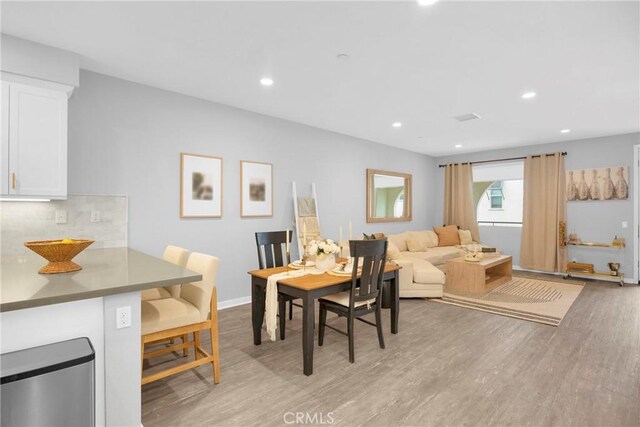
top-left (566, 165), bottom-right (628, 201)
top-left (180, 153), bottom-right (223, 218)
top-left (240, 160), bottom-right (273, 217)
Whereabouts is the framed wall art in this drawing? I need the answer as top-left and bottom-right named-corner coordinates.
top-left (180, 153), bottom-right (223, 218)
top-left (566, 165), bottom-right (628, 201)
top-left (240, 160), bottom-right (273, 217)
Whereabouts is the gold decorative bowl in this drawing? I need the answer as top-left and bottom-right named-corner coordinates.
top-left (24, 239), bottom-right (94, 274)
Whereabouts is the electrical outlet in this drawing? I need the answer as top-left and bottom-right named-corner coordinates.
top-left (116, 306), bottom-right (131, 329)
top-left (571, 258), bottom-right (578, 263)
top-left (55, 210), bottom-right (67, 224)
top-left (622, 221), bottom-right (628, 228)
top-left (91, 210), bottom-right (101, 223)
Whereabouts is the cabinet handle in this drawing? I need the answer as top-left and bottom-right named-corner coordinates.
top-left (12, 172), bottom-right (15, 189)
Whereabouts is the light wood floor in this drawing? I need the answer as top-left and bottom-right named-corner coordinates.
top-left (142, 275), bottom-right (640, 426)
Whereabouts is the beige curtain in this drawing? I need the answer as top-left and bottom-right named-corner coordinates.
top-left (520, 153), bottom-right (567, 272)
top-left (444, 163), bottom-right (480, 242)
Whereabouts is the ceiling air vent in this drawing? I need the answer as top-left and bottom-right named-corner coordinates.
top-left (454, 113), bottom-right (482, 122)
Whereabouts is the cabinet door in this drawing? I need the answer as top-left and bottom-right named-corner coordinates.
top-left (1, 81), bottom-right (9, 195)
top-left (8, 83), bottom-right (67, 198)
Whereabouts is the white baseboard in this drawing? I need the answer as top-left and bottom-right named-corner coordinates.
top-left (218, 296), bottom-right (251, 310)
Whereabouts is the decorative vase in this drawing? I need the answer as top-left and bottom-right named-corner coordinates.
top-left (614, 166), bottom-right (628, 199)
top-left (315, 253), bottom-right (336, 272)
top-left (588, 169), bottom-right (600, 200)
top-left (566, 171), bottom-right (577, 201)
top-left (577, 170), bottom-right (589, 200)
top-left (603, 168), bottom-right (615, 200)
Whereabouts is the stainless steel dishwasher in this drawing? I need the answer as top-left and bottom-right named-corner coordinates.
top-left (1, 337), bottom-right (95, 427)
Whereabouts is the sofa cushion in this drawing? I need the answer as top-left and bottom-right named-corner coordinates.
top-left (434, 225), bottom-right (461, 246)
top-left (400, 247), bottom-right (464, 265)
top-left (387, 232), bottom-right (409, 252)
top-left (407, 230), bottom-right (439, 249)
top-left (458, 229), bottom-right (473, 245)
top-left (406, 238), bottom-right (425, 252)
top-left (412, 260), bottom-right (446, 285)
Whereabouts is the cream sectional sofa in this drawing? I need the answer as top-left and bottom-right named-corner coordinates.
top-left (387, 230), bottom-right (470, 298)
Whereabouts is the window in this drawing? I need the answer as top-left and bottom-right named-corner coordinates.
top-left (488, 181), bottom-right (504, 209)
top-left (472, 161), bottom-right (524, 226)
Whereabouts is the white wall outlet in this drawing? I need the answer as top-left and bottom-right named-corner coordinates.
top-left (116, 306), bottom-right (131, 329)
top-left (55, 210), bottom-right (67, 224)
top-left (571, 258), bottom-right (578, 263)
top-left (622, 221), bottom-right (628, 228)
top-left (91, 210), bottom-right (101, 223)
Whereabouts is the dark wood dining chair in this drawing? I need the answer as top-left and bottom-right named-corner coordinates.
top-left (255, 231), bottom-right (301, 340)
top-left (318, 238), bottom-right (388, 363)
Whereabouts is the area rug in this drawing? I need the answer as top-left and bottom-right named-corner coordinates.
top-left (434, 276), bottom-right (585, 326)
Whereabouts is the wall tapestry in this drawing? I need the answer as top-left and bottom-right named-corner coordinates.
top-left (566, 166), bottom-right (628, 201)
top-left (180, 153), bottom-right (223, 217)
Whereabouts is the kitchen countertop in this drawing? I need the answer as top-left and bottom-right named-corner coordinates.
top-left (0, 248), bottom-right (201, 312)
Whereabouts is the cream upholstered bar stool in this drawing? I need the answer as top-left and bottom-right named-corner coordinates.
top-left (141, 252), bottom-right (221, 385)
top-left (141, 245), bottom-right (189, 301)
top-left (141, 245), bottom-right (190, 355)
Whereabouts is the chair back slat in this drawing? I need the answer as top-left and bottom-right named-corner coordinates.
top-left (349, 239), bottom-right (387, 307)
top-left (255, 231), bottom-right (292, 269)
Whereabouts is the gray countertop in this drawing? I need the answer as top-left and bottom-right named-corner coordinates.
top-left (0, 248), bottom-right (202, 312)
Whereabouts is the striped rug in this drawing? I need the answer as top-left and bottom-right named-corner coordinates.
top-left (434, 277), bottom-right (584, 326)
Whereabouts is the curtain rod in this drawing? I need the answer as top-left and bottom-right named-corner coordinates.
top-left (438, 152), bottom-right (567, 168)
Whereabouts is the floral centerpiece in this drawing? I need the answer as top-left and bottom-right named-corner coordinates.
top-left (308, 239), bottom-right (340, 271)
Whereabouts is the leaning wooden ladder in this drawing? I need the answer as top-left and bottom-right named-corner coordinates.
top-left (292, 182), bottom-right (323, 258)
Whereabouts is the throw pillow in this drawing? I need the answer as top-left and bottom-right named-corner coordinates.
top-left (433, 225), bottom-right (461, 246)
top-left (387, 240), bottom-right (402, 260)
top-left (424, 230), bottom-right (439, 248)
top-left (387, 232), bottom-right (408, 252)
top-left (406, 238), bottom-right (425, 252)
top-left (458, 229), bottom-right (473, 245)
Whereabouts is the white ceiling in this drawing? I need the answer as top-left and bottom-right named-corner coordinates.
top-left (2, 1), bottom-right (638, 156)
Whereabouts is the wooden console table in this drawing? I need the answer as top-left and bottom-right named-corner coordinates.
top-left (564, 240), bottom-right (625, 286)
top-left (445, 255), bottom-right (512, 295)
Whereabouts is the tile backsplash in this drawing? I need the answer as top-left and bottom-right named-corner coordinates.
top-left (1, 194), bottom-right (128, 256)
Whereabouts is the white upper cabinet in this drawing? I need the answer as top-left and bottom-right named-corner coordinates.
top-left (1, 80), bottom-right (70, 199)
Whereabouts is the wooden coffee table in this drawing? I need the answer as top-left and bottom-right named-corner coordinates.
top-left (445, 255), bottom-right (512, 295)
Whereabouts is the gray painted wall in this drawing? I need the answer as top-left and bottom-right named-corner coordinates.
top-left (434, 133), bottom-right (639, 279)
top-left (68, 70), bottom-right (437, 303)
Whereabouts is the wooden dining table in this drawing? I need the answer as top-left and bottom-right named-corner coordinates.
top-left (248, 263), bottom-right (401, 376)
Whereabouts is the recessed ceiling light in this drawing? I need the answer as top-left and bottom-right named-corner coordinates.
top-left (455, 144), bottom-right (463, 148)
top-left (392, 122), bottom-right (402, 128)
top-left (560, 129), bottom-right (571, 134)
top-left (336, 53), bottom-right (351, 61)
top-left (521, 91), bottom-right (536, 99)
top-left (417, 0), bottom-right (440, 6)
top-left (454, 113), bottom-right (482, 122)
top-left (260, 77), bottom-right (274, 86)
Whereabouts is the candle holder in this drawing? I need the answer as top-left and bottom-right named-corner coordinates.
top-left (286, 250), bottom-right (291, 275)
top-left (301, 243), bottom-right (308, 272)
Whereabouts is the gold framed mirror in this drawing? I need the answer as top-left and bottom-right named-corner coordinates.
top-left (366, 169), bottom-right (412, 223)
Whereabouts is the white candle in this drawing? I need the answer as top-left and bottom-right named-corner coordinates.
top-left (349, 221), bottom-right (352, 240)
top-left (286, 229), bottom-right (289, 253)
top-left (339, 225), bottom-right (343, 243)
top-left (303, 222), bottom-right (307, 245)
